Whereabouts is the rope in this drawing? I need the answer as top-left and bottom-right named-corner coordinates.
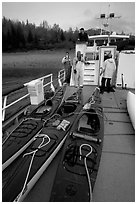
top-left (16, 134), bottom-right (50, 201)
top-left (79, 144), bottom-right (93, 202)
top-left (43, 113), bottom-right (61, 125)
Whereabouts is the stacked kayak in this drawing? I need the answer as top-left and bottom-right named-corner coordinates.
top-left (50, 87), bottom-right (104, 202)
top-left (2, 86), bottom-right (66, 171)
top-left (2, 89), bottom-right (83, 202)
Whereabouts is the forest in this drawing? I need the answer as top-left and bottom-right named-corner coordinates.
top-left (2, 17), bottom-right (80, 52)
top-left (2, 17), bottom-right (135, 52)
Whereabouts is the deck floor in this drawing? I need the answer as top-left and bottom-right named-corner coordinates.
top-left (24, 86), bottom-right (135, 202)
top-left (93, 89), bottom-right (135, 202)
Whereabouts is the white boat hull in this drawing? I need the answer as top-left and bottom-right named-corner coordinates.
top-left (127, 91), bottom-right (135, 129)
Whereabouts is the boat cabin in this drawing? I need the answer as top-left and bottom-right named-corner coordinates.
top-left (75, 34), bottom-right (135, 89)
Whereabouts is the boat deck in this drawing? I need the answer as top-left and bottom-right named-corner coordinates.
top-left (24, 85), bottom-right (135, 202)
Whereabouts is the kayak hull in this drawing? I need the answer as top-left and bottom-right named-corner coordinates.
top-left (50, 88), bottom-right (104, 202)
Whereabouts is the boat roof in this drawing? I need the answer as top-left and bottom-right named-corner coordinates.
top-left (24, 85), bottom-right (135, 202)
top-left (88, 34), bottom-right (129, 40)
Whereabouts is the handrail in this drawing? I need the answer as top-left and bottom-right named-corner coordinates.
top-left (24, 73), bottom-right (53, 86)
top-left (58, 69), bottom-right (65, 86)
top-left (2, 93), bottom-right (30, 111)
top-left (2, 69), bottom-right (65, 122)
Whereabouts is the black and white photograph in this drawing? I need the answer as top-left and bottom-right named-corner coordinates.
top-left (2, 1), bottom-right (135, 202)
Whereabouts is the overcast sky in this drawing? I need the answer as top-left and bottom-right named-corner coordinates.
top-left (2, 1), bottom-right (135, 34)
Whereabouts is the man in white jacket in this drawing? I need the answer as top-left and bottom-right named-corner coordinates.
top-left (100, 53), bottom-right (116, 93)
top-left (72, 51), bottom-right (86, 88)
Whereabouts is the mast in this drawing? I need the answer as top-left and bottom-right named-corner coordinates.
top-left (97, 4), bottom-right (121, 45)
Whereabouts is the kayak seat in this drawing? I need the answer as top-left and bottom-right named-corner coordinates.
top-left (78, 112), bottom-right (100, 134)
top-left (57, 103), bottom-right (77, 116)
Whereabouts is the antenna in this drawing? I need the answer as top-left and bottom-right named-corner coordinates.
top-left (97, 4), bottom-right (121, 34)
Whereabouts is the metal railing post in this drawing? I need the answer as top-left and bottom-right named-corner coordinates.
top-left (58, 71), bottom-right (62, 87)
top-left (50, 74), bottom-right (55, 92)
top-left (64, 70), bottom-right (66, 81)
top-left (2, 72), bottom-right (64, 122)
top-left (2, 95), bottom-right (8, 121)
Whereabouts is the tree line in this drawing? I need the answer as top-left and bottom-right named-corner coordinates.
top-left (2, 17), bottom-right (135, 52)
top-left (2, 17), bottom-right (79, 52)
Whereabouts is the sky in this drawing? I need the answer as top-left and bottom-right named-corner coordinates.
top-left (2, 1), bottom-right (135, 34)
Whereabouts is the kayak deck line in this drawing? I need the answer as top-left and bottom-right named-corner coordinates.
top-left (79, 143), bottom-right (93, 202)
top-left (15, 134), bottom-right (51, 202)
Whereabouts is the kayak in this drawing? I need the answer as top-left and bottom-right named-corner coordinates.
top-left (2, 119), bottom-right (43, 171)
top-left (2, 89), bottom-right (83, 202)
top-left (50, 87), bottom-right (104, 202)
top-left (127, 91), bottom-right (135, 129)
top-left (27, 86), bottom-right (66, 119)
top-left (2, 86), bottom-right (66, 171)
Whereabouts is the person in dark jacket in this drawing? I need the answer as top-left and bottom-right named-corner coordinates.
top-left (78, 28), bottom-right (89, 43)
top-left (62, 52), bottom-right (72, 84)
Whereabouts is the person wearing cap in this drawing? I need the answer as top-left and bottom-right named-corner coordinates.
top-left (100, 52), bottom-right (116, 93)
top-left (62, 52), bottom-right (72, 84)
top-left (78, 28), bottom-right (89, 43)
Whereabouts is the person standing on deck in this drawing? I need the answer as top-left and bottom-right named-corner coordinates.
top-left (72, 51), bottom-right (86, 88)
top-left (78, 28), bottom-right (89, 44)
top-left (100, 52), bottom-right (116, 93)
top-left (62, 52), bottom-right (72, 84)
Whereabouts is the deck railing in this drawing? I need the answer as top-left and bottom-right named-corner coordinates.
top-left (2, 69), bottom-right (65, 122)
